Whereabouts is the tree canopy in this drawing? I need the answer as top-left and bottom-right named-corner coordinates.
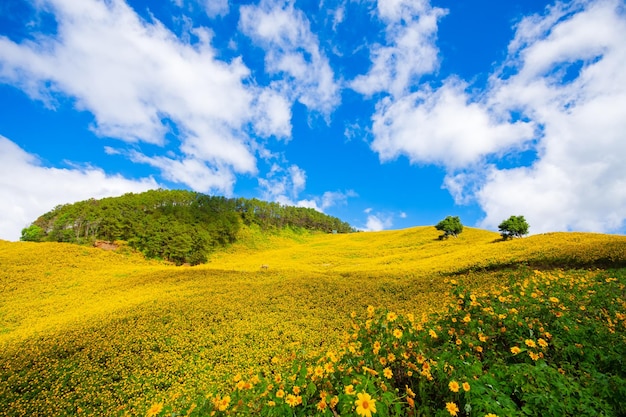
top-left (435, 216), bottom-right (463, 239)
top-left (21, 189), bottom-right (355, 265)
top-left (498, 215), bottom-right (530, 240)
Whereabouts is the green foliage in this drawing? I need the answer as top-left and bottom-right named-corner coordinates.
top-left (22, 189), bottom-right (355, 265)
top-left (183, 267), bottom-right (626, 417)
top-left (20, 225), bottom-right (45, 242)
top-left (435, 216), bottom-right (464, 239)
top-left (499, 215), bottom-right (530, 240)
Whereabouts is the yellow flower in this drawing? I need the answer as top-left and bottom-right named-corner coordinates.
top-left (448, 380), bottom-right (460, 393)
top-left (275, 389), bottom-right (285, 398)
top-left (406, 387), bottom-right (416, 398)
top-left (267, 401), bottom-right (276, 407)
top-left (549, 297), bottom-right (559, 303)
top-left (387, 312), bottom-right (398, 322)
top-left (463, 314), bottom-right (471, 323)
top-left (355, 392), bottom-right (377, 417)
top-left (317, 399), bottom-right (328, 411)
top-left (462, 382), bottom-right (470, 392)
top-left (387, 352), bottom-right (396, 362)
top-left (285, 394), bottom-right (301, 407)
top-left (215, 396), bottom-right (230, 412)
top-left (236, 380), bottom-right (246, 390)
top-left (485, 414), bottom-right (498, 417)
top-left (429, 329), bottom-right (438, 339)
top-left (145, 402), bottom-right (163, 417)
top-left (407, 397), bottom-right (415, 407)
top-left (293, 386), bottom-right (301, 395)
top-left (529, 351), bottom-right (540, 361)
top-left (373, 341), bottom-right (381, 355)
top-left (393, 328), bottom-right (403, 339)
top-left (538, 338), bottom-right (548, 348)
top-left (379, 357), bottom-right (387, 366)
top-left (330, 396), bottom-right (339, 409)
top-left (345, 384), bottom-right (356, 395)
top-left (367, 305), bottom-right (375, 317)
top-left (478, 333), bottom-right (488, 342)
top-left (510, 346), bottom-right (521, 355)
top-left (314, 366), bottom-right (324, 378)
top-left (524, 339), bottom-right (536, 348)
top-left (446, 402), bottom-right (460, 416)
top-left (383, 367), bottom-right (393, 379)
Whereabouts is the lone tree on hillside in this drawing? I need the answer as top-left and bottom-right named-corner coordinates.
top-left (435, 216), bottom-right (463, 240)
top-left (498, 215), bottom-right (530, 240)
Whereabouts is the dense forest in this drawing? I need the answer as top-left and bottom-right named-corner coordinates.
top-left (20, 189), bottom-right (355, 265)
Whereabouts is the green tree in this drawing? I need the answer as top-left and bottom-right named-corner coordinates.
top-left (20, 225), bottom-right (45, 242)
top-left (498, 215), bottom-right (530, 240)
top-left (435, 216), bottom-right (463, 239)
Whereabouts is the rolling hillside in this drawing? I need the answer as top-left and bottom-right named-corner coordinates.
top-left (0, 227), bottom-right (625, 416)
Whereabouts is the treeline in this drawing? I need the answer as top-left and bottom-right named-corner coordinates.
top-left (21, 189), bottom-right (355, 265)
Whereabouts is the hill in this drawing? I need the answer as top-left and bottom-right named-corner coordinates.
top-left (0, 228), bottom-right (625, 416)
top-left (19, 189), bottom-right (355, 265)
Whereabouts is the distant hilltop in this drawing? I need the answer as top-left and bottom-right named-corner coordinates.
top-left (20, 189), bottom-right (355, 265)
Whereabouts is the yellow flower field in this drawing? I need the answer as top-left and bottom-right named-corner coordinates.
top-left (0, 227), bottom-right (624, 416)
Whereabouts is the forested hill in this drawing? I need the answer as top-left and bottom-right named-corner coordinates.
top-left (20, 189), bottom-right (355, 265)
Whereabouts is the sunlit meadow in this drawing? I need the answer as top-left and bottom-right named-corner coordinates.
top-left (1, 226), bottom-right (625, 416)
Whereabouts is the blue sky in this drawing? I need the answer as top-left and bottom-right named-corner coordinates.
top-left (1, 0), bottom-right (625, 241)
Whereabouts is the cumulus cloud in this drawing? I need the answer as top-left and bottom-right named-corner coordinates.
top-left (0, 136), bottom-right (158, 241)
top-left (472, 0), bottom-right (626, 233)
top-left (201, 0), bottom-right (229, 18)
top-left (362, 210), bottom-right (393, 232)
top-left (0, 0), bottom-right (291, 194)
top-left (351, 0), bottom-right (446, 97)
top-left (258, 163), bottom-right (307, 205)
top-left (239, 0), bottom-right (341, 115)
top-left (258, 163), bottom-right (356, 212)
top-left (365, 0), bottom-right (626, 234)
top-left (371, 79), bottom-right (535, 168)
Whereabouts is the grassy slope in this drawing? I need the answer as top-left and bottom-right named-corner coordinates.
top-left (0, 228), bottom-right (625, 416)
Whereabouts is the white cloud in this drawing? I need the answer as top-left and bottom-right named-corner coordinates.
top-left (320, 190), bottom-right (358, 210)
top-left (239, 0), bottom-right (341, 115)
top-left (129, 151), bottom-right (236, 194)
top-left (257, 162), bottom-right (356, 212)
top-left (252, 86), bottom-right (293, 139)
top-left (472, 0), bottom-right (626, 234)
top-left (0, 136), bottom-right (158, 241)
top-left (331, 4), bottom-right (346, 30)
top-left (258, 163), bottom-right (306, 203)
top-left (0, 0), bottom-right (291, 195)
top-left (362, 210), bottom-right (393, 232)
top-left (366, 0), bottom-right (626, 234)
top-left (371, 79), bottom-right (535, 168)
top-left (201, 0), bottom-right (229, 18)
top-left (351, 0), bottom-right (446, 97)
